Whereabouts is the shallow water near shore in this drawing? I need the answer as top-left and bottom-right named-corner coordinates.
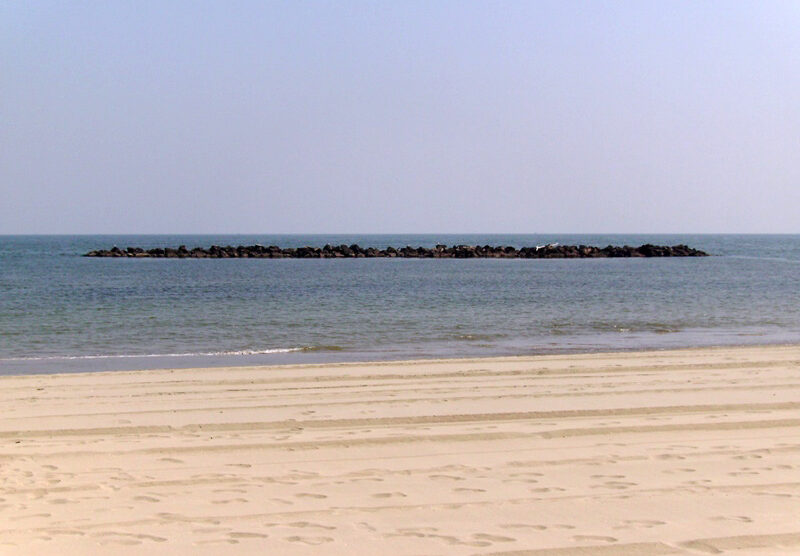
top-left (2, 234), bottom-right (800, 374)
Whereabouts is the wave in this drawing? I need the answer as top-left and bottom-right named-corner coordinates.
top-left (299, 345), bottom-right (344, 352)
top-left (0, 347), bottom-right (304, 362)
top-left (587, 321), bottom-right (681, 334)
top-left (452, 333), bottom-right (507, 341)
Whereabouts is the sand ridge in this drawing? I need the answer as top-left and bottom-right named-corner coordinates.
top-left (2, 345), bottom-right (800, 554)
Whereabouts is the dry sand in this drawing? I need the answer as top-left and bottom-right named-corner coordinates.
top-left (2, 344), bottom-right (800, 555)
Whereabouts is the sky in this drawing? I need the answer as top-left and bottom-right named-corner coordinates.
top-left (1, 1), bottom-right (798, 234)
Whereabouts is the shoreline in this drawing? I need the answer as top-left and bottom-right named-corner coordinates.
top-left (3, 343), bottom-right (800, 554)
top-left (4, 338), bottom-right (800, 377)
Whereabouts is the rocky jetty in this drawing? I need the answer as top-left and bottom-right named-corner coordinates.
top-left (84, 243), bottom-right (709, 258)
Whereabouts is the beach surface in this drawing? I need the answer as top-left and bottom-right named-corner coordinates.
top-left (2, 345), bottom-right (800, 555)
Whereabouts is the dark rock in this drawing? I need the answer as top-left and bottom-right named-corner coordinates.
top-left (84, 243), bottom-right (710, 259)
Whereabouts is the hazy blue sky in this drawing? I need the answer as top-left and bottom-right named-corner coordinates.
top-left (2, 1), bottom-right (798, 233)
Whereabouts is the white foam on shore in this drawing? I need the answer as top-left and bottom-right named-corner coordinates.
top-left (0, 347), bottom-right (303, 362)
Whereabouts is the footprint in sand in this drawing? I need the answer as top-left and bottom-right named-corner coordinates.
top-left (287, 521), bottom-right (336, 530)
top-left (573, 535), bottom-right (617, 543)
top-left (390, 531), bottom-right (482, 547)
top-left (592, 480), bottom-right (637, 490)
top-left (662, 467), bottom-right (696, 474)
top-left (10, 513), bottom-right (51, 521)
top-left (530, 487), bottom-right (565, 493)
top-left (228, 532), bottom-right (269, 539)
top-left (613, 520), bottom-right (666, 530)
top-left (396, 527), bottom-right (438, 535)
top-left (45, 528), bottom-right (85, 537)
top-left (285, 535), bottom-right (333, 545)
top-left (472, 533), bottom-right (515, 542)
top-left (711, 515), bottom-right (753, 523)
top-left (500, 523), bottom-right (548, 531)
top-left (193, 527), bottom-right (231, 534)
top-left (372, 492), bottom-right (407, 499)
top-left (195, 539), bottom-right (239, 545)
top-left (683, 479), bottom-right (712, 485)
top-left (94, 532), bottom-right (167, 544)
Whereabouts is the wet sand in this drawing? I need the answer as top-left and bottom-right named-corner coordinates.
top-left (2, 344), bottom-right (800, 554)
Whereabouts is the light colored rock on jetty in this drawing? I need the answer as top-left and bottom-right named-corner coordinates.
top-left (2, 345), bottom-right (800, 554)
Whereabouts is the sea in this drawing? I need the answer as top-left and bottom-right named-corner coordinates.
top-left (1, 234), bottom-right (799, 375)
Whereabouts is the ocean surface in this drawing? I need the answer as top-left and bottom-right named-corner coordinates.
top-left (1, 234), bottom-right (799, 375)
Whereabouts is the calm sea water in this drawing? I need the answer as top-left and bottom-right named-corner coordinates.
top-left (1, 234), bottom-right (799, 375)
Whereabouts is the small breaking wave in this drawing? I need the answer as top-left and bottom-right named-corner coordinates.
top-left (0, 347), bottom-right (304, 362)
top-left (452, 333), bottom-right (507, 341)
top-left (299, 345), bottom-right (344, 352)
top-left (588, 321), bottom-right (682, 334)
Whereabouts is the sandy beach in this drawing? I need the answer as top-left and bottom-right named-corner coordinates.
top-left (2, 344), bottom-right (800, 555)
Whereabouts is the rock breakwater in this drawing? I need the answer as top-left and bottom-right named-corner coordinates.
top-left (84, 243), bottom-right (709, 258)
